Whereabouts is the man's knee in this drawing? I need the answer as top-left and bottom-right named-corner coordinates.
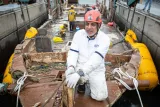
top-left (91, 90), bottom-right (108, 101)
top-left (89, 72), bottom-right (108, 101)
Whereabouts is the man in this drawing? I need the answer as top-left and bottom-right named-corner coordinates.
top-left (142, 0), bottom-right (152, 12)
top-left (59, 24), bottom-right (68, 37)
top-left (65, 10), bottom-right (110, 101)
top-left (68, 5), bottom-right (76, 31)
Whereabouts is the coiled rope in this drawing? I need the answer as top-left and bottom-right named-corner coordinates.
top-left (13, 72), bottom-right (33, 107)
top-left (112, 67), bottom-right (143, 107)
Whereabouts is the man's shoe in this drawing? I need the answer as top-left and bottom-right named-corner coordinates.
top-left (77, 84), bottom-right (85, 94)
top-left (147, 10), bottom-right (150, 13)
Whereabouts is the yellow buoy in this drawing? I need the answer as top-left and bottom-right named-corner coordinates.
top-left (24, 27), bottom-right (38, 39)
top-left (125, 29), bottom-right (138, 45)
top-left (125, 29), bottom-right (159, 90)
top-left (132, 43), bottom-right (159, 90)
top-left (3, 54), bottom-right (14, 84)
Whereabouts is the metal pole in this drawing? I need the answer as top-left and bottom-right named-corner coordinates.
top-left (26, 4), bottom-right (30, 28)
top-left (104, 0), bottom-right (106, 5)
top-left (130, 7), bottom-right (136, 29)
top-left (47, 0), bottom-right (50, 10)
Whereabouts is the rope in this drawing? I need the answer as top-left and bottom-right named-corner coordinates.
top-left (112, 37), bottom-right (125, 46)
top-left (112, 68), bottom-right (143, 107)
top-left (13, 72), bottom-right (33, 107)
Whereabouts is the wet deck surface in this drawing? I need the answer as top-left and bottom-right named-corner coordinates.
top-left (100, 24), bottom-right (127, 54)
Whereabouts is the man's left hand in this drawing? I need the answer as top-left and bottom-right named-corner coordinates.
top-left (66, 73), bottom-right (80, 88)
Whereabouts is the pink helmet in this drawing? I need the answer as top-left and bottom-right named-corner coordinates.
top-left (84, 10), bottom-right (102, 24)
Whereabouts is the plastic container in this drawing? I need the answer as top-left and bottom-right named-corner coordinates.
top-left (76, 26), bottom-right (80, 31)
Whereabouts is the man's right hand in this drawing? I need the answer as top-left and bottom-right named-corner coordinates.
top-left (65, 66), bottom-right (75, 77)
top-left (66, 72), bottom-right (80, 88)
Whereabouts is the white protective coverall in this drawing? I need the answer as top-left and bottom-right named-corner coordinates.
top-left (67, 29), bottom-right (110, 101)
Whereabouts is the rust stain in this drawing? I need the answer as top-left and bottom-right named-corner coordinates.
top-left (19, 82), bottom-right (62, 107)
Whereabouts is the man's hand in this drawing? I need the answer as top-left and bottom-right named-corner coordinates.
top-left (78, 76), bottom-right (88, 85)
top-left (66, 73), bottom-right (80, 88)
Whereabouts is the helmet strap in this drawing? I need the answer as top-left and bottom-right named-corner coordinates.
top-left (87, 32), bottom-right (97, 39)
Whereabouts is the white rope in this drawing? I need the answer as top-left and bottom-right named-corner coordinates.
top-left (112, 68), bottom-right (143, 107)
top-left (13, 72), bottom-right (33, 107)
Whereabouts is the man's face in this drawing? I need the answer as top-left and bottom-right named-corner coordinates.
top-left (85, 22), bottom-right (98, 37)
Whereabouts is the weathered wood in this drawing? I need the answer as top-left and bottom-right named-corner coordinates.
top-left (11, 54), bottom-right (27, 80)
top-left (24, 82), bottom-right (59, 88)
top-left (19, 81), bottom-right (62, 107)
top-left (118, 80), bottom-right (150, 88)
top-left (105, 54), bottom-right (131, 65)
top-left (41, 79), bottom-right (65, 107)
top-left (63, 85), bottom-right (75, 107)
top-left (24, 52), bottom-right (67, 63)
top-left (68, 88), bottom-right (74, 107)
top-left (14, 39), bottom-right (34, 54)
top-left (63, 84), bottom-right (68, 107)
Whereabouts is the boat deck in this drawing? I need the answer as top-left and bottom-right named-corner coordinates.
top-left (7, 5), bottom-right (145, 107)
